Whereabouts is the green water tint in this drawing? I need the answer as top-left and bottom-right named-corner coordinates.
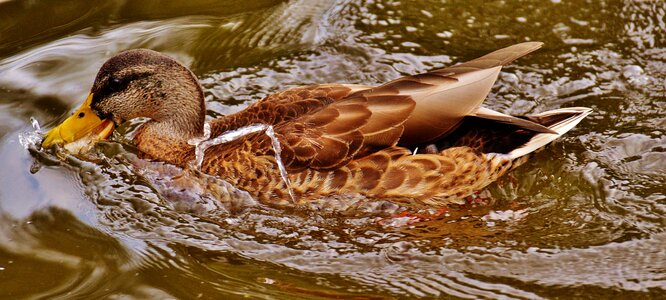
top-left (1, 0), bottom-right (665, 298)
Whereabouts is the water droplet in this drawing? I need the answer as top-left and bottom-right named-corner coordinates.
top-left (30, 117), bottom-right (41, 131)
top-left (18, 117), bottom-right (43, 149)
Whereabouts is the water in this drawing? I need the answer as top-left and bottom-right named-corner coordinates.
top-left (17, 117), bottom-right (42, 150)
top-left (0, 0), bottom-right (665, 298)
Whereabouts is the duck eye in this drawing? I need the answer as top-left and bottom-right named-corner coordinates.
top-left (78, 112), bottom-right (85, 118)
top-left (108, 77), bottom-right (123, 91)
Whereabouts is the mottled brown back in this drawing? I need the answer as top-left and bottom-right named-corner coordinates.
top-left (189, 42), bottom-right (582, 206)
top-left (204, 43), bottom-right (544, 173)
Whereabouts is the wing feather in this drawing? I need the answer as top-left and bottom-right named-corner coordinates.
top-left (204, 43), bottom-right (546, 174)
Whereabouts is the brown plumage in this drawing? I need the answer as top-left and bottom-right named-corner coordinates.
top-left (46, 42), bottom-right (592, 207)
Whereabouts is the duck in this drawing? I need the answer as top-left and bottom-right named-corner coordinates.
top-left (41, 42), bottom-right (591, 207)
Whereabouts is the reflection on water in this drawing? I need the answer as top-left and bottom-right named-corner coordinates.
top-left (0, 0), bottom-right (664, 298)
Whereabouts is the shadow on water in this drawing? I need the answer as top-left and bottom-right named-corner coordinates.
top-left (0, 0), bottom-right (665, 298)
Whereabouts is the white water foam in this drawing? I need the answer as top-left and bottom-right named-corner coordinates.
top-left (188, 123), bottom-right (296, 203)
top-left (18, 117), bottom-right (43, 149)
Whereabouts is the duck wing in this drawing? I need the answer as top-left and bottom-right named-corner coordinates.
top-left (275, 42), bottom-right (551, 170)
top-left (275, 88), bottom-right (416, 171)
top-left (355, 41), bottom-right (549, 145)
top-left (207, 42), bottom-right (551, 172)
top-left (204, 82), bottom-right (414, 172)
top-left (208, 84), bottom-right (371, 136)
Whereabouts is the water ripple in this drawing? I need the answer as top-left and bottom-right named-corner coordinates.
top-left (0, 0), bottom-right (665, 298)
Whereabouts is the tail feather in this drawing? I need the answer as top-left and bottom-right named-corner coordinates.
top-left (353, 42), bottom-right (546, 145)
top-left (507, 107), bottom-right (592, 159)
top-left (474, 107), bottom-right (556, 134)
top-left (439, 42), bottom-right (544, 73)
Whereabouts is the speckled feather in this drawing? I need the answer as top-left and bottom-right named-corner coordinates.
top-left (186, 42), bottom-right (553, 205)
top-left (81, 42), bottom-right (590, 207)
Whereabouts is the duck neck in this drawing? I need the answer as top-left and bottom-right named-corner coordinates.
top-left (134, 119), bottom-right (201, 166)
top-left (152, 67), bottom-right (206, 139)
top-left (134, 75), bottom-right (206, 165)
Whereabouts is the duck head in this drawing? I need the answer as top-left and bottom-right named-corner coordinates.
top-left (42, 49), bottom-right (206, 153)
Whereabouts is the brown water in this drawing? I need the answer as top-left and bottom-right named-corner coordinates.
top-left (1, 0), bottom-right (665, 298)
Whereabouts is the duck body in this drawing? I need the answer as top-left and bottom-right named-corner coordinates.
top-left (43, 42), bottom-right (591, 207)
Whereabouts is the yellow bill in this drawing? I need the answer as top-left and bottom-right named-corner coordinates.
top-left (42, 93), bottom-right (115, 151)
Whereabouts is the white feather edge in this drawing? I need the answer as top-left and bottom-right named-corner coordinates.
top-left (507, 107), bottom-right (592, 159)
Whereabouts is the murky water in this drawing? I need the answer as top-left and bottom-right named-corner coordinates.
top-left (1, 0), bottom-right (665, 298)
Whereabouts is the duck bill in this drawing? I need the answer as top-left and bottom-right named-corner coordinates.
top-left (42, 93), bottom-right (115, 148)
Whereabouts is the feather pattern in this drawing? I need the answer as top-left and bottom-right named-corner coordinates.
top-left (83, 43), bottom-right (592, 207)
top-left (178, 42), bottom-right (592, 206)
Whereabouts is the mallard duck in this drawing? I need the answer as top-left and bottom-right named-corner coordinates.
top-left (42, 42), bottom-right (591, 206)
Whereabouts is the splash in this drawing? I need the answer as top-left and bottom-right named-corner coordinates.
top-left (187, 122), bottom-right (212, 164)
top-left (264, 125), bottom-right (296, 202)
top-left (30, 117), bottom-right (41, 131)
top-left (188, 123), bottom-right (296, 203)
top-left (18, 117), bottom-right (43, 149)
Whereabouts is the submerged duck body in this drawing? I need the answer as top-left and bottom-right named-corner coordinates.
top-left (43, 42), bottom-right (591, 207)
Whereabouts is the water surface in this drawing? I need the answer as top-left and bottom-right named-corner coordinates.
top-left (0, 0), bottom-right (665, 298)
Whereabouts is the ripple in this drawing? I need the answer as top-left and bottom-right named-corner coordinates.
top-left (0, 0), bottom-right (665, 298)
top-left (0, 17), bottom-right (212, 102)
